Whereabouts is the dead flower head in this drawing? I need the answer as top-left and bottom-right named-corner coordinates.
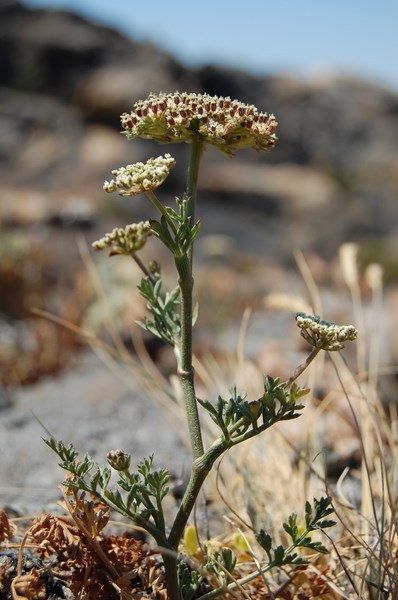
top-left (121, 91), bottom-right (277, 156)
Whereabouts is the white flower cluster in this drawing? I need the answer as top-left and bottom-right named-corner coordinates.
top-left (121, 92), bottom-right (278, 157)
top-left (92, 221), bottom-right (152, 255)
top-left (103, 154), bottom-right (176, 197)
top-left (295, 312), bottom-right (358, 351)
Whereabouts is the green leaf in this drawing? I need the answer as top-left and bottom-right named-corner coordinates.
top-left (75, 457), bottom-right (94, 478)
top-left (197, 397), bottom-right (219, 420)
top-left (191, 219), bottom-right (201, 237)
top-left (165, 206), bottom-right (181, 223)
top-left (317, 519), bottom-right (336, 529)
top-left (97, 466), bottom-right (111, 491)
top-left (256, 497), bottom-right (335, 573)
top-left (273, 545), bottom-right (286, 565)
top-left (256, 530), bottom-right (272, 558)
top-left (283, 513), bottom-right (298, 542)
top-left (219, 547), bottom-right (237, 573)
top-left (149, 218), bottom-right (177, 254)
top-left (302, 540), bottom-right (329, 554)
top-left (104, 488), bottom-right (124, 509)
top-left (153, 277), bottom-right (162, 298)
top-left (126, 486), bottom-right (138, 511)
top-left (136, 276), bottom-right (180, 345)
top-left (224, 397), bottom-right (236, 427)
top-left (290, 383), bottom-right (310, 401)
top-left (43, 438), bottom-right (79, 463)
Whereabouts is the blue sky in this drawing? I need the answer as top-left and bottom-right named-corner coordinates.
top-left (22, 0), bottom-right (398, 92)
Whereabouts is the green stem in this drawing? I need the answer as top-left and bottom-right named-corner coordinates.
top-left (156, 492), bottom-right (166, 537)
top-left (185, 139), bottom-right (204, 272)
top-left (173, 138), bottom-right (205, 462)
top-left (162, 139), bottom-right (205, 595)
top-left (186, 139), bottom-right (204, 226)
top-left (228, 414), bottom-right (289, 447)
top-left (286, 346), bottom-right (321, 387)
top-left (169, 439), bottom-right (226, 549)
top-left (162, 552), bottom-right (182, 600)
top-left (175, 254), bottom-right (204, 460)
top-left (131, 251), bottom-right (156, 283)
top-left (146, 190), bottom-right (177, 234)
top-left (165, 440), bottom-right (226, 598)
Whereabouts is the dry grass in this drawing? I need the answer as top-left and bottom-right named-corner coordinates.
top-left (192, 244), bottom-right (398, 599)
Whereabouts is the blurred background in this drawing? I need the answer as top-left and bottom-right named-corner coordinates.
top-left (1, 0), bottom-right (398, 520)
top-left (1, 0), bottom-right (397, 389)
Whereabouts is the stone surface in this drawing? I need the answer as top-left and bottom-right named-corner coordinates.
top-left (0, 351), bottom-right (190, 515)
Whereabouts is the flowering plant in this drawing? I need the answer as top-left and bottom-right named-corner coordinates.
top-left (46, 92), bottom-right (356, 599)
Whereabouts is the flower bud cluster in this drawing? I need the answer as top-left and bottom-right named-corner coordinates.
top-left (103, 154), bottom-right (176, 197)
top-left (296, 312), bottom-right (358, 351)
top-left (92, 221), bottom-right (152, 255)
top-left (121, 92), bottom-right (278, 156)
top-left (107, 449), bottom-right (131, 472)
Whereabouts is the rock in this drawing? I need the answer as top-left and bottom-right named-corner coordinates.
top-left (0, 351), bottom-right (190, 515)
top-left (0, 87), bottom-right (84, 186)
top-left (47, 197), bottom-right (96, 230)
top-left (202, 162), bottom-right (337, 212)
top-left (0, 387), bottom-right (12, 411)
top-left (78, 125), bottom-right (133, 173)
top-left (0, 188), bottom-right (50, 226)
top-left (75, 63), bottom-right (179, 121)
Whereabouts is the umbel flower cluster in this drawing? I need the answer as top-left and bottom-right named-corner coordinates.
top-left (296, 312), bottom-right (358, 351)
top-left (121, 91), bottom-right (278, 156)
top-left (92, 221), bottom-right (152, 255)
top-left (103, 154), bottom-right (176, 197)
